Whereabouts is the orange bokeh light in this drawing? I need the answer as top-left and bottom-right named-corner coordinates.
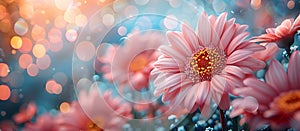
top-left (59, 102), bottom-right (70, 113)
top-left (0, 85), bottom-right (11, 101)
top-left (32, 44), bottom-right (46, 58)
top-left (10, 36), bottom-right (23, 49)
top-left (19, 54), bottom-right (33, 69)
top-left (19, 37), bottom-right (33, 53)
top-left (36, 54), bottom-right (51, 70)
top-left (27, 64), bottom-right (39, 77)
top-left (0, 63), bottom-right (9, 77)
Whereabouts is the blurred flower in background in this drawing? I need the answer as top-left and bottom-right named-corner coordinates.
top-left (0, 0), bottom-right (299, 130)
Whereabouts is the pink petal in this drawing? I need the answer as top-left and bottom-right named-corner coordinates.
top-left (208, 15), bottom-right (216, 25)
top-left (155, 57), bottom-right (182, 70)
top-left (266, 28), bottom-right (275, 34)
top-left (236, 24), bottom-right (248, 34)
top-left (168, 79), bottom-right (193, 93)
top-left (251, 42), bottom-right (278, 61)
top-left (275, 25), bottom-right (289, 37)
top-left (182, 23), bottom-right (201, 50)
top-left (239, 42), bottom-right (266, 52)
top-left (229, 107), bottom-right (244, 118)
top-left (156, 73), bottom-right (186, 90)
top-left (200, 89), bottom-right (213, 118)
top-left (184, 84), bottom-right (199, 111)
top-left (263, 110), bottom-right (280, 118)
top-left (243, 77), bottom-right (277, 97)
top-left (211, 75), bottom-right (226, 94)
top-left (224, 65), bottom-right (245, 79)
top-left (281, 19), bottom-right (292, 29)
top-left (227, 50), bottom-right (253, 64)
top-left (159, 45), bottom-right (186, 63)
top-left (196, 81), bottom-right (210, 106)
top-left (214, 12), bottom-right (227, 38)
top-left (167, 31), bottom-right (192, 56)
top-left (238, 96), bottom-right (259, 113)
top-left (218, 93), bottom-right (230, 110)
top-left (233, 57), bottom-right (266, 71)
top-left (288, 50), bottom-right (300, 89)
top-left (223, 75), bottom-right (243, 93)
top-left (233, 87), bottom-right (272, 104)
top-left (290, 14), bottom-right (300, 32)
top-left (219, 24), bottom-right (236, 50)
top-left (226, 32), bottom-right (249, 55)
top-left (197, 12), bottom-right (212, 46)
top-left (265, 59), bottom-right (290, 92)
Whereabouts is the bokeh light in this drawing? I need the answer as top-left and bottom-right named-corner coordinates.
top-left (27, 64), bottom-right (39, 77)
top-left (36, 54), bottom-right (51, 70)
top-left (19, 37), bottom-right (33, 53)
top-left (0, 85), bottom-right (10, 101)
top-left (32, 44), bottom-right (46, 58)
top-left (75, 41), bottom-right (95, 61)
top-left (45, 80), bottom-right (62, 95)
top-left (10, 36), bottom-right (23, 50)
top-left (102, 14), bottom-right (115, 27)
top-left (0, 63), bottom-right (9, 77)
top-left (31, 25), bottom-right (46, 42)
top-left (59, 102), bottom-right (70, 113)
top-left (65, 29), bottom-right (78, 42)
top-left (19, 54), bottom-right (33, 69)
top-left (55, 0), bottom-right (73, 11)
top-left (14, 18), bottom-right (29, 36)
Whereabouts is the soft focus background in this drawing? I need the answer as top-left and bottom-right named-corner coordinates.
top-left (0, 0), bottom-right (300, 130)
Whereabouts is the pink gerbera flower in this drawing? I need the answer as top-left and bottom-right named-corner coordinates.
top-left (56, 86), bottom-right (132, 131)
top-left (101, 31), bottom-right (165, 91)
top-left (251, 14), bottom-right (300, 49)
top-left (230, 50), bottom-right (300, 130)
top-left (151, 12), bottom-right (265, 115)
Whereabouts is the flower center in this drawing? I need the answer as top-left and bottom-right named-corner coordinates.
top-left (276, 90), bottom-right (300, 113)
top-left (86, 118), bottom-right (104, 131)
top-left (185, 48), bottom-right (226, 83)
top-left (129, 54), bottom-right (148, 72)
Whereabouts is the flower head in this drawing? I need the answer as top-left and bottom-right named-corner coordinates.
top-left (230, 50), bottom-right (300, 130)
top-left (102, 31), bottom-right (165, 91)
top-left (56, 86), bottom-right (132, 131)
top-left (251, 14), bottom-right (300, 49)
top-left (151, 12), bottom-right (265, 116)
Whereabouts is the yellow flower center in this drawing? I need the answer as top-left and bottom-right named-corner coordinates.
top-left (276, 90), bottom-right (300, 113)
top-left (185, 48), bottom-right (226, 82)
top-left (129, 54), bottom-right (148, 72)
top-left (86, 118), bottom-right (104, 131)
